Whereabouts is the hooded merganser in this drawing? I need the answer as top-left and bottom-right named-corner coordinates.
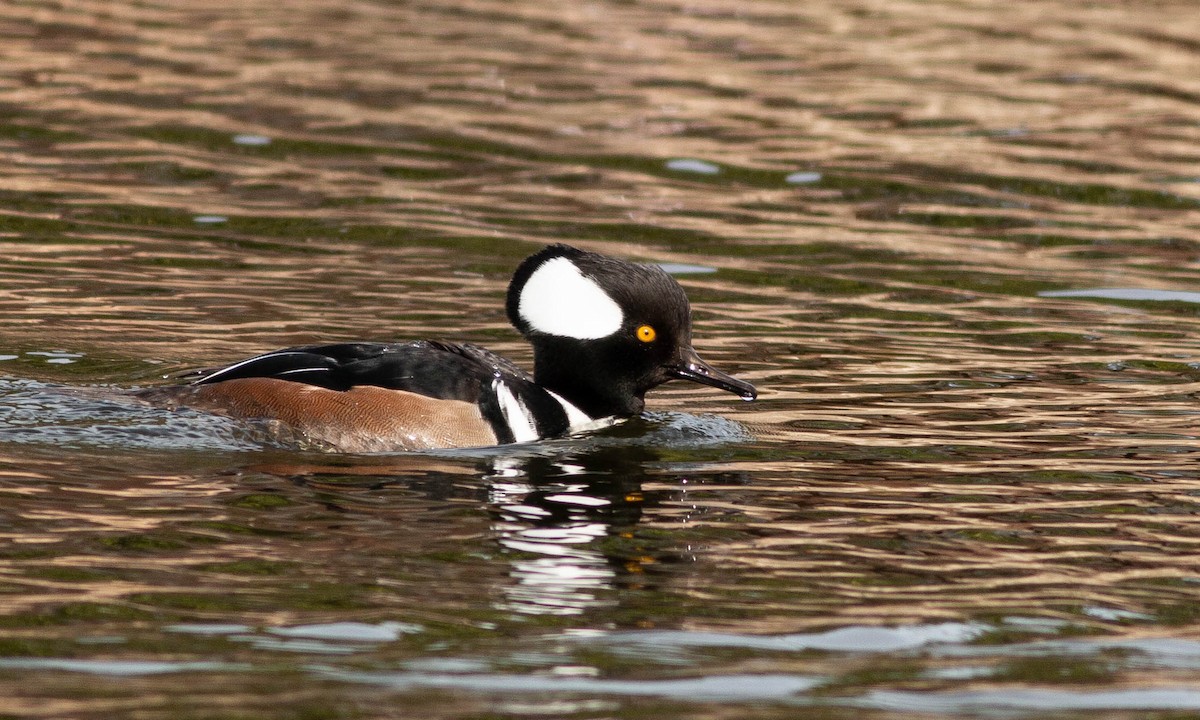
top-left (140, 244), bottom-right (757, 452)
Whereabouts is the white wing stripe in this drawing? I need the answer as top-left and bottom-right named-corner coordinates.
top-left (276, 367), bottom-right (331, 376)
top-left (197, 351), bottom-right (316, 384)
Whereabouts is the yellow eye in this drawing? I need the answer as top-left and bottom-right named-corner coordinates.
top-left (636, 325), bottom-right (656, 343)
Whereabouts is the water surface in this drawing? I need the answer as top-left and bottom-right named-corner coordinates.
top-left (2, 0), bottom-right (1200, 718)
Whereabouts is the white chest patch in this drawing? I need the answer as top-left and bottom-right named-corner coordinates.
top-left (546, 389), bottom-right (619, 436)
top-left (545, 389), bottom-right (594, 431)
top-left (518, 257), bottom-right (624, 339)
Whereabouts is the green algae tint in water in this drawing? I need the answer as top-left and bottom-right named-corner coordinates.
top-left (3, 0), bottom-right (1200, 718)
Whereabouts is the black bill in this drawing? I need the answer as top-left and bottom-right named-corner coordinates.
top-left (667, 347), bottom-right (757, 400)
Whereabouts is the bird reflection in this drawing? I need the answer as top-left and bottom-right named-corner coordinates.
top-left (484, 448), bottom-right (655, 616)
top-left (250, 438), bottom-right (674, 618)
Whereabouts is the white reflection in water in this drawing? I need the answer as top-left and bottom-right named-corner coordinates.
top-left (489, 478), bottom-right (616, 616)
top-left (1041, 288), bottom-right (1200, 303)
top-left (268, 621), bottom-right (420, 642)
top-left (658, 262), bottom-right (717, 275)
top-left (785, 171), bottom-right (822, 184)
top-left (315, 666), bottom-right (821, 701)
top-left (495, 522), bottom-right (615, 615)
top-left (167, 622), bottom-right (420, 656)
top-left (232, 133), bottom-right (271, 146)
top-left (857, 688), bottom-right (1200, 713)
top-left (665, 158), bottom-right (721, 175)
top-left (0, 658), bottom-right (246, 676)
top-left (593, 622), bottom-right (987, 654)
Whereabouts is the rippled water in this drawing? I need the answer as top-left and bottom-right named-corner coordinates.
top-left (3, 0), bottom-right (1200, 717)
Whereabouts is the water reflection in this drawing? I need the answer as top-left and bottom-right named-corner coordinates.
top-left (1041, 288), bottom-right (1200, 304)
top-left (266, 436), bottom-right (700, 619)
top-left (487, 448), bottom-right (654, 616)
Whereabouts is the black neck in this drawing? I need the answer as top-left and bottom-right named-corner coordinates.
top-left (533, 349), bottom-right (644, 420)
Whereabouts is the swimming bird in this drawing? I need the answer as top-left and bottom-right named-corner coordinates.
top-left (140, 244), bottom-right (756, 451)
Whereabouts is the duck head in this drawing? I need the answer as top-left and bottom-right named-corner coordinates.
top-left (506, 244), bottom-right (756, 419)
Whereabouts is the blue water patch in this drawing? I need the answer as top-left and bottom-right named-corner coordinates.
top-left (232, 133), bottom-right (272, 146)
top-left (312, 666), bottom-right (822, 701)
top-left (10, 622), bottom-right (1200, 710)
top-left (665, 158), bottom-right (721, 175)
top-left (934, 635), bottom-right (1200, 671)
top-left (1041, 288), bottom-right (1200, 303)
top-left (785, 171), bottom-right (822, 184)
top-left (855, 687), bottom-right (1200, 713)
top-left (0, 658), bottom-right (247, 676)
top-left (658, 262), bottom-right (718, 275)
top-left (1082, 606), bottom-right (1153, 622)
top-left (24, 351), bottom-right (83, 364)
top-left (268, 621), bottom-right (422, 642)
top-left (167, 624), bottom-right (254, 635)
top-left (169, 621), bottom-right (422, 655)
top-left (232, 635), bottom-right (368, 655)
top-left (592, 622), bottom-right (987, 654)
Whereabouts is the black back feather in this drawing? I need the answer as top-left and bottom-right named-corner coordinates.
top-left (193, 341), bottom-right (524, 400)
top-left (192, 341), bottom-right (570, 441)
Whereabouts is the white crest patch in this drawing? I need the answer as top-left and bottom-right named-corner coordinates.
top-left (518, 257), bottom-right (623, 339)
